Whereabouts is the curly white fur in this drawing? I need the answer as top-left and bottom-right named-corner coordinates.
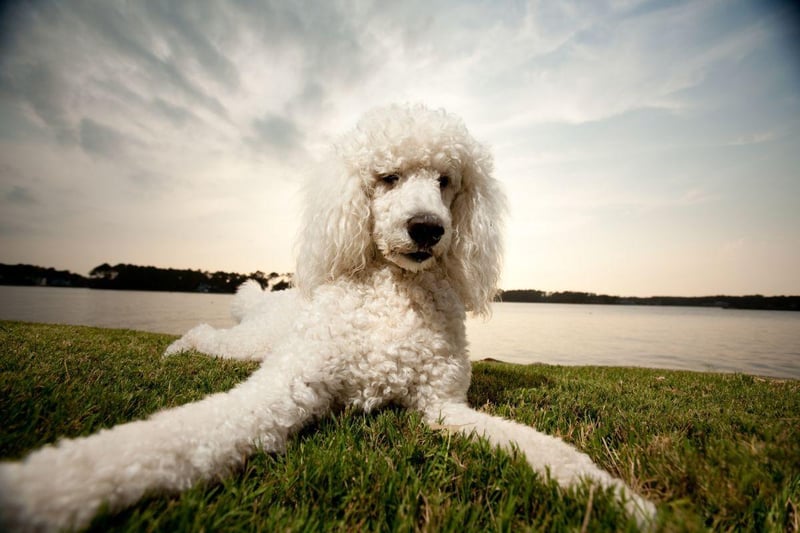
top-left (0, 104), bottom-right (655, 531)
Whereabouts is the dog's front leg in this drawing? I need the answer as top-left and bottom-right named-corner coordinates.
top-left (0, 361), bottom-right (328, 532)
top-left (423, 401), bottom-right (656, 528)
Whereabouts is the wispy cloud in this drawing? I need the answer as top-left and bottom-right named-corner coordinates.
top-left (727, 131), bottom-right (778, 146)
top-left (5, 185), bottom-right (37, 205)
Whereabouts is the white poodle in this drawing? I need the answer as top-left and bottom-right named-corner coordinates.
top-left (0, 104), bottom-right (655, 531)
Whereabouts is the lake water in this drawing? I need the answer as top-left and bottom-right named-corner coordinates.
top-left (1, 286), bottom-right (798, 379)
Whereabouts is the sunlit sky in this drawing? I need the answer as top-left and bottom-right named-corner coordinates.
top-left (1, 1), bottom-right (798, 296)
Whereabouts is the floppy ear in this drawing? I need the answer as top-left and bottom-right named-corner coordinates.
top-left (294, 160), bottom-right (374, 296)
top-left (446, 145), bottom-right (507, 317)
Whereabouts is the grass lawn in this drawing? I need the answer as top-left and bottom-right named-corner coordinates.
top-left (1, 321), bottom-right (798, 532)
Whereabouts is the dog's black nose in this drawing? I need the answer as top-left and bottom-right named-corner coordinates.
top-left (407, 214), bottom-right (444, 247)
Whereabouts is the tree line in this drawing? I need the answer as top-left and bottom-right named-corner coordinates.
top-left (2, 263), bottom-right (797, 310)
top-left (497, 289), bottom-right (800, 311)
top-left (0, 263), bottom-right (292, 293)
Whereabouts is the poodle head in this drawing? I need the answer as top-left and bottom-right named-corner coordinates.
top-left (296, 104), bottom-right (506, 316)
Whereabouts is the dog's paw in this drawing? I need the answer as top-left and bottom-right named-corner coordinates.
top-left (164, 338), bottom-right (189, 356)
top-left (164, 324), bottom-right (215, 356)
top-left (621, 490), bottom-right (657, 531)
top-left (0, 462), bottom-right (30, 532)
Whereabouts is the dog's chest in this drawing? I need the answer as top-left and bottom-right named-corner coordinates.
top-left (306, 271), bottom-right (469, 410)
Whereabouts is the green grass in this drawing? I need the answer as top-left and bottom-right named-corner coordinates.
top-left (1, 321), bottom-right (798, 532)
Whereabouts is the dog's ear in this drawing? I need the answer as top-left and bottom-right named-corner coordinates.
top-left (446, 145), bottom-right (507, 316)
top-left (295, 159), bottom-right (373, 296)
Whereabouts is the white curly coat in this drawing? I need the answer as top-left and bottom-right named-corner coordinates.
top-left (0, 104), bottom-right (655, 531)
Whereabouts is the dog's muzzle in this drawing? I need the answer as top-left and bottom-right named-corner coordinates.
top-left (405, 214), bottom-right (444, 262)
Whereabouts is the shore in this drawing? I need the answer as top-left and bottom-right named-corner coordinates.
top-left (1, 321), bottom-right (798, 531)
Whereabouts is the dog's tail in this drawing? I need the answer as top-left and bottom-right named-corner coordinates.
top-left (231, 279), bottom-right (267, 323)
top-left (424, 401), bottom-right (657, 529)
top-left (0, 362), bottom-right (328, 532)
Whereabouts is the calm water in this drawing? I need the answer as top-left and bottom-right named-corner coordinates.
top-left (1, 286), bottom-right (798, 379)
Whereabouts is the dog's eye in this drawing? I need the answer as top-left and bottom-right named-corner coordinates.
top-left (438, 175), bottom-right (450, 189)
top-left (380, 174), bottom-right (400, 186)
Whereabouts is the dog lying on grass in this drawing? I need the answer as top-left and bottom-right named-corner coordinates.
top-left (0, 104), bottom-right (656, 531)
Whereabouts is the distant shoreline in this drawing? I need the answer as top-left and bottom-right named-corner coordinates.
top-left (0, 262), bottom-right (293, 294)
top-left (1, 262), bottom-right (798, 311)
top-left (497, 289), bottom-right (800, 312)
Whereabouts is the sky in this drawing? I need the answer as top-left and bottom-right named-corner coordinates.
top-left (1, 0), bottom-right (798, 297)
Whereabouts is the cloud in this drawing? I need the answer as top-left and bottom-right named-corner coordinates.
top-left (5, 185), bottom-right (36, 205)
top-left (141, 2), bottom-right (241, 89)
top-left (251, 114), bottom-right (304, 153)
top-left (151, 98), bottom-right (200, 128)
top-left (69, 2), bottom-right (231, 118)
top-left (727, 131), bottom-right (778, 146)
top-left (79, 119), bottom-right (129, 158)
top-left (2, 62), bottom-right (77, 144)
